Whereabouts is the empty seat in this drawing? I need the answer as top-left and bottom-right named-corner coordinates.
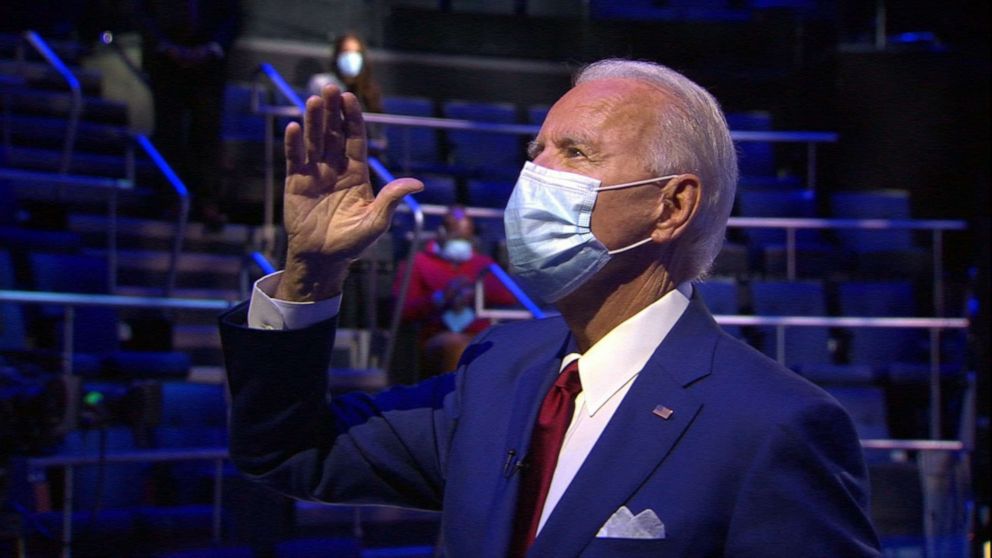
top-left (837, 280), bottom-right (928, 366)
top-left (414, 174), bottom-right (459, 206)
top-left (749, 279), bottom-right (833, 367)
top-left (726, 110), bottom-right (775, 177)
top-left (442, 100), bottom-right (522, 177)
top-left (59, 424), bottom-right (149, 509)
top-left (761, 242), bottom-right (849, 279)
top-left (28, 252), bottom-right (118, 354)
top-left (466, 178), bottom-right (514, 209)
top-left (824, 385), bottom-right (890, 440)
top-left (830, 189), bottom-right (914, 252)
top-left (0, 249), bottom-right (27, 350)
top-left (737, 189), bottom-right (819, 248)
top-left (708, 241), bottom-right (750, 277)
top-left (382, 96), bottom-right (441, 171)
top-left (696, 278), bottom-right (743, 338)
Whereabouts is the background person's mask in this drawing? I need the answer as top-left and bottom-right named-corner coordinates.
top-left (337, 51), bottom-right (363, 78)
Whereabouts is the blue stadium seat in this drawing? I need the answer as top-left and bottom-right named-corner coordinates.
top-left (749, 280), bottom-right (833, 367)
top-left (824, 385), bottom-right (890, 440)
top-left (736, 189), bottom-right (819, 248)
top-left (28, 252), bottom-right (118, 354)
top-left (0, 249), bottom-right (27, 350)
top-left (829, 189), bottom-right (914, 252)
top-left (709, 241), bottom-right (750, 277)
top-left (837, 280), bottom-right (928, 366)
top-left (382, 96), bottom-right (441, 172)
top-left (466, 178), bottom-right (514, 209)
top-left (726, 110), bottom-right (775, 177)
top-left (59, 425), bottom-right (149, 509)
top-left (695, 278), bottom-right (743, 338)
top-left (441, 100), bottom-right (523, 178)
top-left (415, 174), bottom-right (459, 206)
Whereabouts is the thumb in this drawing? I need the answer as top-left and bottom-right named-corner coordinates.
top-left (371, 177), bottom-right (424, 219)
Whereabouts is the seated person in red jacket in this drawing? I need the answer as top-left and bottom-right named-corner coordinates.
top-left (393, 206), bottom-right (515, 376)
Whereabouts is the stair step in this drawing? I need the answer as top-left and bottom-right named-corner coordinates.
top-left (1, 145), bottom-right (157, 183)
top-left (5, 114), bottom-right (133, 154)
top-left (0, 59), bottom-right (103, 96)
top-left (67, 213), bottom-right (258, 251)
top-left (174, 324), bottom-right (222, 350)
top-left (0, 88), bottom-right (129, 125)
top-left (85, 248), bottom-right (242, 274)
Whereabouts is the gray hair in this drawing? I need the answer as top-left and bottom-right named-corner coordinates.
top-left (575, 59), bottom-right (738, 282)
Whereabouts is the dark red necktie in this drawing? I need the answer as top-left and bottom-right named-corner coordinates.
top-left (510, 360), bottom-right (583, 557)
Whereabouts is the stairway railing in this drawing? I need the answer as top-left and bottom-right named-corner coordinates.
top-left (17, 31), bottom-right (80, 174)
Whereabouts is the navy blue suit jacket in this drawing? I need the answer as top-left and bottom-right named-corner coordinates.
top-left (220, 294), bottom-right (881, 557)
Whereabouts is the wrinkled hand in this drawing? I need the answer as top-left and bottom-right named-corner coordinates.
top-left (277, 86), bottom-right (422, 301)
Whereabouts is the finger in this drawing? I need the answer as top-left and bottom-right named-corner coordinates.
top-left (304, 95), bottom-right (325, 164)
top-left (341, 93), bottom-right (368, 162)
top-left (285, 121), bottom-right (305, 175)
top-left (323, 85), bottom-right (344, 164)
top-left (369, 177), bottom-right (424, 224)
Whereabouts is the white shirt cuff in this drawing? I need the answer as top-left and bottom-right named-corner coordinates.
top-left (246, 271), bottom-right (342, 330)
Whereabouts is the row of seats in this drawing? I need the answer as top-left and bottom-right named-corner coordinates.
top-left (225, 84), bottom-right (786, 210)
top-left (696, 278), bottom-right (965, 369)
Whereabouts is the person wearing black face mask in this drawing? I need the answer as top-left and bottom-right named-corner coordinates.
top-left (392, 206), bottom-right (515, 378)
top-left (220, 59), bottom-right (881, 557)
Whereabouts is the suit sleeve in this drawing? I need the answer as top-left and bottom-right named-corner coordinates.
top-left (724, 398), bottom-right (882, 557)
top-left (219, 302), bottom-right (461, 511)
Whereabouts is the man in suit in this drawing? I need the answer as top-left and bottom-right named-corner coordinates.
top-left (221, 59), bottom-right (881, 556)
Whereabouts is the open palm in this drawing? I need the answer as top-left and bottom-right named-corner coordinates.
top-left (279, 86), bottom-right (422, 300)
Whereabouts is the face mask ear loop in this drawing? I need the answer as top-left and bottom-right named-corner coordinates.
top-left (595, 174), bottom-right (679, 192)
top-left (606, 237), bottom-right (654, 255)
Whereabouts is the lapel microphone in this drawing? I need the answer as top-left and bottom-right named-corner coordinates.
top-left (503, 450), bottom-right (528, 477)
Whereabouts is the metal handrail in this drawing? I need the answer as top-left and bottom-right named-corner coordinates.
top-left (19, 31), bottom-right (81, 174)
top-left (249, 96), bottom-right (837, 189)
top-left (473, 263), bottom-right (546, 320)
top-left (371, 159), bottom-right (425, 375)
top-left (0, 289), bottom-right (231, 311)
top-left (252, 63), bottom-right (306, 253)
top-left (251, 250), bottom-right (276, 275)
top-left (133, 134), bottom-right (189, 297)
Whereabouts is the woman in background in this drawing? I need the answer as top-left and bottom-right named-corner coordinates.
top-left (308, 32), bottom-right (383, 114)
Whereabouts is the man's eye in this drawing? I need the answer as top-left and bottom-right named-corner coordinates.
top-left (566, 147), bottom-right (586, 158)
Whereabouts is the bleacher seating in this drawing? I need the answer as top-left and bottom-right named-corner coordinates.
top-left (441, 99), bottom-right (523, 179)
top-left (837, 280), bottom-right (928, 367)
top-left (381, 95), bottom-right (441, 173)
top-left (695, 278), bottom-right (743, 338)
top-left (749, 279), bottom-right (833, 367)
top-left (0, 28), bottom-right (974, 558)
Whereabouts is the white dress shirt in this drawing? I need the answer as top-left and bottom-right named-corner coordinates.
top-left (246, 273), bottom-right (692, 536)
top-left (536, 282), bottom-right (691, 534)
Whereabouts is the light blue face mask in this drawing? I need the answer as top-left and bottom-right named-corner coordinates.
top-left (337, 51), bottom-right (363, 78)
top-left (503, 162), bottom-right (678, 303)
top-left (440, 238), bottom-right (474, 263)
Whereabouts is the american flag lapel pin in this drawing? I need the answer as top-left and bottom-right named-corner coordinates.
top-left (652, 405), bottom-right (674, 420)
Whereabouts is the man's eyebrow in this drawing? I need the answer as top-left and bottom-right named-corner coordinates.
top-left (526, 140), bottom-right (542, 159)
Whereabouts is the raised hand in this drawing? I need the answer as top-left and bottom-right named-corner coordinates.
top-left (276, 85), bottom-right (422, 301)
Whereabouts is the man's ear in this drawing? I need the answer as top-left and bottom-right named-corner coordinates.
top-left (650, 175), bottom-right (701, 243)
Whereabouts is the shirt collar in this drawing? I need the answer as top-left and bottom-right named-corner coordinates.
top-left (561, 282), bottom-right (693, 416)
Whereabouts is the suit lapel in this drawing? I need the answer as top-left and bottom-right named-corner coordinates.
top-left (482, 325), bottom-right (576, 558)
top-left (528, 296), bottom-right (722, 557)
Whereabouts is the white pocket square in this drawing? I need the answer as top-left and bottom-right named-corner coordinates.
top-left (595, 506), bottom-right (666, 540)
